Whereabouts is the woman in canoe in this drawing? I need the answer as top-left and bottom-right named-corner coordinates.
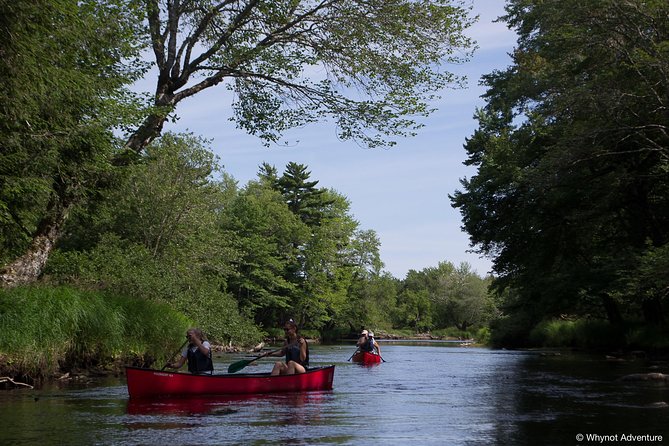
top-left (167, 328), bottom-right (214, 374)
top-left (270, 319), bottom-right (309, 375)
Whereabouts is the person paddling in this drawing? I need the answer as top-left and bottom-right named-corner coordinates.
top-left (166, 328), bottom-right (213, 374)
top-left (368, 331), bottom-right (381, 356)
top-left (269, 319), bottom-right (309, 376)
top-left (356, 329), bottom-right (380, 355)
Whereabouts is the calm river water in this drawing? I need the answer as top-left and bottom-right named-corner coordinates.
top-left (1, 343), bottom-right (667, 445)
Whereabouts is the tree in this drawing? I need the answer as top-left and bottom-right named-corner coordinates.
top-left (451, 0), bottom-right (669, 339)
top-left (278, 162), bottom-right (332, 226)
top-left (126, 0), bottom-right (476, 151)
top-left (342, 272), bottom-right (398, 334)
top-left (0, 0), bottom-right (146, 287)
top-left (394, 288), bottom-right (432, 332)
top-left (433, 263), bottom-right (492, 331)
top-left (296, 190), bottom-right (358, 329)
top-left (397, 261), bottom-right (493, 332)
top-left (2, 0), bottom-right (476, 286)
top-left (219, 181), bottom-right (307, 327)
top-left (47, 133), bottom-right (254, 342)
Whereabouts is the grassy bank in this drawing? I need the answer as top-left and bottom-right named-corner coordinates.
top-left (0, 286), bottom-right (192, 383)
top-left (527, 319), bottom-right (669, 352)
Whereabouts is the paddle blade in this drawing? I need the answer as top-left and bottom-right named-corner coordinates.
top-left (227, 359), bottom-right (252, 374)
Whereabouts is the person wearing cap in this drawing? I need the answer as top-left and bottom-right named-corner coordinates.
top-left (269, 319), bottom-right (309, 376)
top-left (356, 329), bottom-right (380, 355)
top-left (368, 331), bottom-right (381, 356)
top-left (356, 329), bottom-right (369, 351)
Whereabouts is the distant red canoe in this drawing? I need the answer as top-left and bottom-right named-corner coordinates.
top-left (351, 351), bottom-right (382, 364)
top-left (125, 365), bottom-right (335, 399)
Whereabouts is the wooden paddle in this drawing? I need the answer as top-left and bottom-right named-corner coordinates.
top-left (161, 340), bottom-right (188, 371)
top-left (347, 349), bottom-right (360, 361)
top-left (227, 347), bottom-right (284, 374)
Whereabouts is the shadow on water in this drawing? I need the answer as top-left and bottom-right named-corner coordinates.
top-left (487, 351), bottom-right (669, 445)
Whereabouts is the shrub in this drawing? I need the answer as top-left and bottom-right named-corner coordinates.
top-left (0, 286), bottom-right (190, 380)
top-left (529, 318), bottom-right (623, 350)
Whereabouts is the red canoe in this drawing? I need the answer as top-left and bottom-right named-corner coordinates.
top-left (351, 351), bottom-right (382, 364)
top-left (125, 365), bottom-right (335, 399)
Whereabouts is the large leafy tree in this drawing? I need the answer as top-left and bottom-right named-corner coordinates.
top-left (0, 0), bottom-right (146, 286)
top-left (47, 133), bottom-right (254, 342)
top-left (126, 0), bottom-right (476, 151)
top-left (2, 0), bottom-right (476, 287)
top-left (451, 0), bottom-right (669, 336)
top-left (219, 180), bottom-right (307, 328)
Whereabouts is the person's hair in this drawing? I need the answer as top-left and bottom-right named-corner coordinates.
top-left (188, 328), bottom-right (206, 341)
top-left (284, 319), bottom-right (298, 331)
top-left (283, 319), bottom-right (299, 342)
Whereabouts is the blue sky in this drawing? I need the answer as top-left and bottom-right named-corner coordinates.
top-left (157, 2), bottom-right (517, 279)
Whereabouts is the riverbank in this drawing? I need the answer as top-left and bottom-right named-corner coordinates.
top-left (0, 286), bottom-right (193, 385)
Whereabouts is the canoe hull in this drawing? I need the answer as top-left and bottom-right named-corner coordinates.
top-left (351, 351), bottom-right (382, 364)
top-left (125, 365), bottom-right (335, 399)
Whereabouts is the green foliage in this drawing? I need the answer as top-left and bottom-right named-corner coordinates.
top-left (129, 0), bottom-right (476, 151)
top-left (219, 181), bottom-right (306, 327)
top-left (489, 312), bottom-right (536, 349)
top-left (529, 319), bottom-right (624, 350)
top-left (0, 0), bottom-right (146, 265)
top-left (626, 325), bottom-right (669, 351)
top-left (452, 0), bottom-right (669, 346)
top-left (0, 286), bottom-right (189, 379)
top-left (47, 134), bottom-right (261, 345)
top-left (341, 273), bottom-right (399, 335)
top-left (394, 262), bottom-right (495, 333)
top-left (278, 162), bottom-right (334, 226)
top-left (474, 326), bottom-right (491, 345)
top-left (394, 289), bottom-right (433, 332)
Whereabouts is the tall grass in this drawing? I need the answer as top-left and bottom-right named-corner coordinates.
top-left (529, 319), bottom-right (626, 350)
top-left (0, 286), bottom-right (191, 380)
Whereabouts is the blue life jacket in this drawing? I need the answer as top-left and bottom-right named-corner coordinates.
top-left (286, 338), bottom-right (309, 367)
top-left (187, 345), bottom-right (213, 374)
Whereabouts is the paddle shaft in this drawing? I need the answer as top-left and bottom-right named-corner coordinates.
top-left (228, 340), bottom-right (303, 373)
top-left (161, 340), bottom-right (188, 371)
top-left (246, 346), bottom-right (283, 364)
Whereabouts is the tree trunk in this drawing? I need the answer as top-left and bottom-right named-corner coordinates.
top-left (601, 294), bottom-right (624, 326)
top-left (642, 297), bottom-right (664, 325)
top-left (124, 111), bottom-right (169, 153)
top-left (0, 194), bottom-right (71, 288)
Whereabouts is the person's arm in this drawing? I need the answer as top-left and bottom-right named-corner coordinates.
top-left (169, 354), bottom-right (187, 369)
top-left (299, 338), bottom-right (308, 363)
top-left (375, 341), bottom-right (381, 355)
top-left (268, 345), bottom-right (287, 357)
top-left (356, 336), bottom-right (364, 347)
top-left (191, 337), bottom-right (210, 356)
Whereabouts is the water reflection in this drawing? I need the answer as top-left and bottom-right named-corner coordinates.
top-left (126, 391), bottom-right (329, 420)
top-left (127, 395), bottom-right (245, 416)
top-left (1, 346), bottom-right (667, 445)
top-left (487, 351), bottom-right (669, 446)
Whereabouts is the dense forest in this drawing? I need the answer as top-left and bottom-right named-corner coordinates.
top-left (1, 0), bottom-right (668, 381)
top-left (452, 0), bottom-right (669, 349)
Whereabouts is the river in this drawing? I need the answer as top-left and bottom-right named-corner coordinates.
top-left (0, 343), bottom-right (667, 445)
